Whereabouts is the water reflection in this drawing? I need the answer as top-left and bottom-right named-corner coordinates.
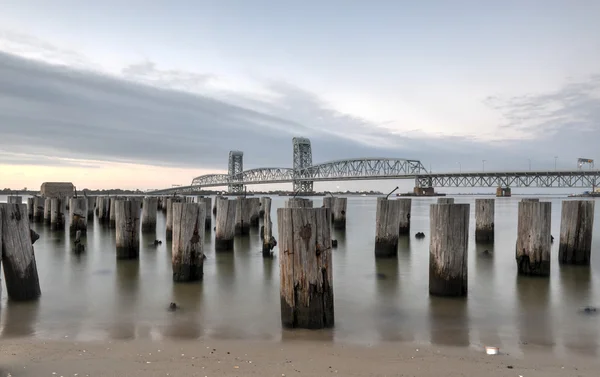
top-left (1, 300), bottom-right (40, 337)
top-left (515, 275), bottom-right (553, 347)
top-left (109, 260), bottom-right (139, 340)
top-left (428, 297), bottom-right (470, 346)
top-left (163, 283), bottom-right (204, 339)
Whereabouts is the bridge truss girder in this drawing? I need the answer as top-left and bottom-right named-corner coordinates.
top-left (415, 171), bottom-right (600, 188)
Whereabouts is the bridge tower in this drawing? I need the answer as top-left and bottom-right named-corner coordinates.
top-left (228, 150), bottom-right (244, 193)
top-left (292, 137), bottom-right (314, 193)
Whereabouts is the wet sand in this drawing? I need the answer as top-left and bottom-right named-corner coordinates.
top-left (1, 338), bottom-right (597, 377)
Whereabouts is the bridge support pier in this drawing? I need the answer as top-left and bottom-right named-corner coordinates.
top-left (414, 186), bottom-right (435, 196)
top-left (496, 187), bottom-right (511, 197)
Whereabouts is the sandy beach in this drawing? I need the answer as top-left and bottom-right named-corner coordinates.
top-left (1, 338), bottom-right (598, 377)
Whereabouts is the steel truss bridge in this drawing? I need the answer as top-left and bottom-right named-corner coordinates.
top-left (149, 137), bottom-right (600, 195)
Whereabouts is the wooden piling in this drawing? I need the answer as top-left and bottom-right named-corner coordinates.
top-left (7, 196), bottom-right (22, 204)
top-left (196, 197), bottom-right (212, 230)
top-left (374, 198), bottom-right (402, 257)
top-left (33, 196), bottom-right (44, 223)
top-left (429, 203), bottom-right (469, 296)
top-left (172, 203), bottom-right (205, 282)
top-left (109, 197), bottom-right (117, 228)
top-left (115, 200), bottom-right (140, 259)
top-left (27, 197), bottom-right (34, 219)
top-left (475, 198), bottom-right (495, 243)
top-left (69, 197), bottom-right (88, 235)
top-left (397, 198), bottom-right (411, 235)
top-left (278, 207), bottom-right (333, 328)
top-left (259, 197), bottom-right (270, 218)
top-left (516, 200), bottom-right (551, 276)
top-left (86, 196), bottom-right (95, 219)
top-left (437, 198), bottom-right (454, 204)
top-left (332, 197), bottom-right (347, 230)
top-left (559, 200), bottom-right (595, 265)
top-left (141, 197), bottom-right (158, 233)
top-left (248, 197), bottom-right (261, 227)
top-left (166, 197), bottom-right (181, 241)
top-left (215, 198), bottom-right (236, 251)
top-left (0, 203), bottom-right (41, 301)
top-left (97, 196), bottom-right (110, 222)
top-left (234, 198), bottom-right (251, 235)
top-left (262, 197), bottom-right (276, 255)
top-left (50, 197), bottom-right (66, 230)
top-left (286, 198), bottom-right (313, 208)
top-left (44, 197), bottom-right (52, 224)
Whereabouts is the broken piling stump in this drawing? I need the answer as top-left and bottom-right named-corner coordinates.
top-left (43, 197), bottom-right (52, 224)
top-left (69, 197), bottom-right (88, 235)
top-left (234, 198), bottom-right (251, 236)
top-left (559, 200), bottom-right (595, 265)
top-left (196, 197), bottom-right (212, 230)
top-left (429, 203), bottom-right (469, 296)
top-left (332, 197), bottom-right (347, 230)
top-left (516, 200), bottom-right (551, 276)
top-left (397, 198), bottom-right (411, 235)
top-left (141, 197), bottom-right (158, 233)
top-left (215, 198), bottom-right (236, 251)
top-left (50, 197), bottom-right (66, 230)
top-left (261, 197), bottom-right (276, 256)
top-left (278, 207), bottom-right (334, 328)
top-left (115, 200), bottom-right (140, 259)
top-left (374, 197), bottom-right (402, 257)
top-left (437, 198), bottom-right (454, 204)
top-left (0, 203), bottom-right (41, 301)
top-left (475, 198), bottom-right (495, 243)
top-left (286, 198), bottom-right (313, 208)
top-left (172, 203), bottom-right (205, 282)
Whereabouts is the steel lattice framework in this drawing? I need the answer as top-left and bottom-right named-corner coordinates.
top-left (292, 137), bottom-right (313, 192)
top-left (228, 151), bottom-right (244, 193)
top-left (415, 171), bottom-right (600, 188)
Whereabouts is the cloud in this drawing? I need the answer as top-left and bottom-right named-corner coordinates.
top-left (1, 46), bottom-right (599, 181)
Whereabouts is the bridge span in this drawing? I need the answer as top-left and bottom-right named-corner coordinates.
top-left (149, 137), bottom-right (600, 195)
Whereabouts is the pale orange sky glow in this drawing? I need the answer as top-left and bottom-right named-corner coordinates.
top-left (1, 161), bottom-right (219, 191)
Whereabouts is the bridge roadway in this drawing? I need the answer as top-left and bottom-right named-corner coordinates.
top-left (149, 167), bottom-right (600, 195)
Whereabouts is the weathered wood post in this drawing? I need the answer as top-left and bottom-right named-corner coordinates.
top-left (249, 197), bottom-right (261, 227)
top-left (115, 200), bottom-right (140, 259)
top-left (374, 197), bottom-right (402, 257)
top-left (397, 198), bottom-right (411, 235)
top-left (261, 197), bottom-right (276, 256)
top-left (332, 197), bottom-right (347, 229)
top-left (216, 198), bottom-right (236, 251)
top-left (141, 197), bottom-right (158, 233)
top-left (44, 197), bottom-right (52, 224)
top-left (286, 198), bottom-right (313, 208)
top-left (69, 197), bottom-right (88, 235)
top-left (475, 198), bottom-right (495, 243)
top-left (437, 198), bottom-right (455, 204)
top-left (50, 197), bottom-right (66, 230)
top-left (7, 196), bottom-right (22, 204)
top-left (213, 196), bottom-right (221, 215)
top-left (166, 197), bottom-right (182, 241)
top-left (559, 200), bottom-right (595, 265)
top-left (516, 200), bottom-right (551, 276)
top-left (196, 197), bottom-right (212, 230)
top-left (234, 198), bottom-right (251, 235)
top-left (109, 197), bottom-right (117, 228)
top-left (278, 207), bottom-right (334, 328)
top-left (86, 196), bottom-right (95, 219)
top-left (33, 196), bottom-right (45, 223)
top-left (429, 203), bottom-right (469, 296)
top-left (322, 196), bottom-right (334, 222)
top-left (97, 196), bottom-right (109, 222)
top-left (27, 197), bottom-right (34, 219)
top-left (259, 197), bottom-right (270, 218)
top-left (172, 202), bottom-right (205, 282)
top-left (0, 203), bottom-right (41, 300)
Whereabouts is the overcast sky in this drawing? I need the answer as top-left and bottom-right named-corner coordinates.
top-left (1, 0), bottom-right (599, 191)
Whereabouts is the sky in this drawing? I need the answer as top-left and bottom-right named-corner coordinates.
top-left (0, 0), bottom-right (599, 192)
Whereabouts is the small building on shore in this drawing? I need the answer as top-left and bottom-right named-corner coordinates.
top-left (40, 182), bottom-right (75, 197)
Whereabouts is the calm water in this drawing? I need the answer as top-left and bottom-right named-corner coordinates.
top-left (1, 194), bottom-right (600, 357)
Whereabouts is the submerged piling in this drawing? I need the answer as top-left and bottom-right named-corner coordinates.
top-left (278, 207), bottom-right (334, 329)
top-left (429, 203), bottom-right (469, 296)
